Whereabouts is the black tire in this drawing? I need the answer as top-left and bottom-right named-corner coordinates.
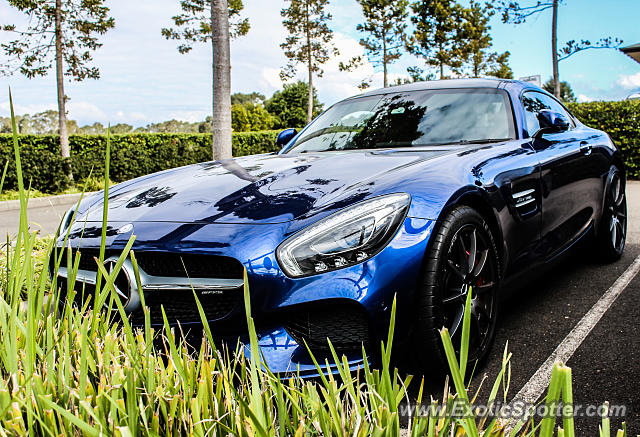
top-left (412, 205), bottom-right (500, 374)
top-left (595, 167), bottom-right (627, 262)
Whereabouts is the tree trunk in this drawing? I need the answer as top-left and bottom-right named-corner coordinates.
top-left (55, 0), bottom-right (72, 179)
top-left (211, 0), bottom-right (232, 160)
top-left (382, 30), bottom-right (388, 88)
top-left (439, 42), bottom-right (444, 79)
top-left (306, 1), bottom-right (313, 124)
top-left (551, 0), bottom-right (560, 98)
top-left (474, 54), bottom-right (479, 77)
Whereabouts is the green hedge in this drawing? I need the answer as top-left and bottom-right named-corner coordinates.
top-left (567, 100), bottom-right (640, 178)
top-left (0, 131), bottom-right (281, 193)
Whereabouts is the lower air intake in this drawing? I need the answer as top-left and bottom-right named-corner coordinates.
top-left (284, 301), bottom-right (370, 352)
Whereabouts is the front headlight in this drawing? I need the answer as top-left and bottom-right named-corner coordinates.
top-left (59, 207), bottom-right (75, 233)
top-left (276, 193), bottom-right (411, 277)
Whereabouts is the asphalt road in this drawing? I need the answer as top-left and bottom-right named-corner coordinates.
top-left (0, 197), bottom-right (76, 237)
top-left (2, 183), bottom-right (640, 434)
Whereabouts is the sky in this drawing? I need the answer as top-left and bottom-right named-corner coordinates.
top-left (0, 0), bottom-right (639, 127)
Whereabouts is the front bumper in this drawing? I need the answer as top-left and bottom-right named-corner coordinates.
top-left (53, 216), bottom-right (436, 374)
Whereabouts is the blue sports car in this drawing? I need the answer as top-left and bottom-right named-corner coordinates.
top-left (54, 78), bottom-right (626, 374)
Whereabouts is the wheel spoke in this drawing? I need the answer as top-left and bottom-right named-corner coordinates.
top-left (471, 249), bottom-right (488, 277)
top-left (611, 220), bottom-right (617, 248)
top-left (449, 306), bottom-right (464, 337)
top-left (613, 177), bottom-right (620, 203)
top-left (474, 281), bottom-right (495, 293)
top-left (443, 291), bottom-right (466, 305)
top-left (615, 192), bottom-right (625, 208)
top-left (475, 302), bottom-right (491, 320)
top-left (616, 221), bottom-right (624, 246)
top-left (447, 259), bottom-right (466, 281)
top-left (455, 236), bottom-right (468, 266)
top-left (467, 229), bottom-right (477, 274)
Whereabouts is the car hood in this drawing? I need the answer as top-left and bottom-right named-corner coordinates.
top-left (81, 149), bottom-right (456, 224)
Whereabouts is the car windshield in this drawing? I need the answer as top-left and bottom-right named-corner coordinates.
top-left (285, 88), bottom-right (516, 153)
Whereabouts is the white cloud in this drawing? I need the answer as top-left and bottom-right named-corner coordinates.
top-left (167, 110), bottom-right (208, 123)
top-left (577, 94), bottom-right (594, 103)
top-left (260, 68), bottom-right (282, 90)
top-left (129, 112), bottom-right (148, 122)
top-left (617, 72), bottom-right (640, 89)
top-left (0, 101), bottom-right (56, 116)
top-left (67, 101), bottom-right (107, 124)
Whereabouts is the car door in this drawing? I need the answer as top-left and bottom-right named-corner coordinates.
top-left (521, 91), bottom-right (603, 258)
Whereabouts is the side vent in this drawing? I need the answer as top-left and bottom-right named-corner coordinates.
top-left (511, 184), bottom-right (538, 216)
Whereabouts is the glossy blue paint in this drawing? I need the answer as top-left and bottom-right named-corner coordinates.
top-left (57, 78), bottom-right (623, 375)
top-left (536, 109), bottom-right (571, 134)
top-left (276, 128), bottom-right (298, 147)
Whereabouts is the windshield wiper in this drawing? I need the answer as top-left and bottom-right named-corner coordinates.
top-left (414, 138), bottom-right (512, 147)
top-left (455, 138), bottom-right (512, 145)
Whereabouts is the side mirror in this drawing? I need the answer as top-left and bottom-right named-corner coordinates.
top-left (535, 110), bottom-right (570, 137)
top-left (276, 128), bottom-right (298, 148)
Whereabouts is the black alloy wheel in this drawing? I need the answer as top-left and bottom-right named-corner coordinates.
top-left (412, 206), bottom-right (500, 373)
top-left (597, 167), bottom-right (627, 262)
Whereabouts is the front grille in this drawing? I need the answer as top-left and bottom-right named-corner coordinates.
top-left (129, 290), bottom-right (241, 325)
top-left (136, 252), bottom-right (243, 279)
top-left (54, 248), bottom-right (243, 279)
top-left (52, 248), bottom-right (107, 272)
top-left (57, 277), bottom-right (241, 326)
top-left (284, 301), bottom-right (370, 352)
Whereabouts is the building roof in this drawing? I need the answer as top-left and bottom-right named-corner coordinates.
top-left (621, 43), bottom-right (640, 64)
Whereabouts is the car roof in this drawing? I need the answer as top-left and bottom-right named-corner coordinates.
top-left (353, 78), bottom-right (534, 99)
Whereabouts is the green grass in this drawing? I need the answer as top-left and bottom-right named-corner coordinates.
top-left (0, 92), bottom-right (634, 436)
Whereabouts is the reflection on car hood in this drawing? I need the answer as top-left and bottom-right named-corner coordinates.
top-left (81, 149), bottom-right (456, 224)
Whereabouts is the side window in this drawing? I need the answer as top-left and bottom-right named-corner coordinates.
top-left (521, 91), bottom-right (575, 137)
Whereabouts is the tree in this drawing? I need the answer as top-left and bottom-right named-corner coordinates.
top-left (265, 81), bottom-right (323, 129)
top-left (2, 0), bottom-right (115, 176)
top-left (456, 1), bottom-right (513, 79)
top-left (542, 78), bottom-right (575, 102)
top-left (280, 0), bottom-right (337, 124)
top-left (498, 0), bottom-right (622, 99)
top-left (2, 109), bottom-right (79, 134)
top-left (163, 0), bottom-right (249, 159)
top-left (110, 123), bottom-right (134, 134)
top-left (402, 65), bottom-right (436, 83)
top-left (459, 0), bottom-right (492, 77)
top-left (354, 0), bottom-right (409, 88)
top-left (409, 0), bottom-right (468, 79)
top-left (79, 122), bottom-right (105, 134)
top-left (231, 103), bottom-right (276, 131)
top-left (231, 92), bottom-right (266, 105)
top-left (484, 51), bottom-right (513, 79)
top-left (136, 119), bottom-right (200, 133)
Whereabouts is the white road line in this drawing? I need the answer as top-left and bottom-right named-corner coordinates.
top-left (401, 254), bottom-right (640, 436)
top-left (510, 254), bottom-right (640, 406)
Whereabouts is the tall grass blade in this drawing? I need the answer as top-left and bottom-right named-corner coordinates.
top-left (0, 160), bottom-right (8, 195)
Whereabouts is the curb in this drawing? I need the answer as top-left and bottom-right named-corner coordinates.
top-left (0, 192), bottom-right (89, 212)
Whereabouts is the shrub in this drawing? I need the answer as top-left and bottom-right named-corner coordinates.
top-left (265, 81), bottom-right (323, 129)
top-left (231, 103), bottom-right (276, 131)
top-left (567, 100), bottom-right (640, 178)
top-left (0, 131), bottom-right (281, 193)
